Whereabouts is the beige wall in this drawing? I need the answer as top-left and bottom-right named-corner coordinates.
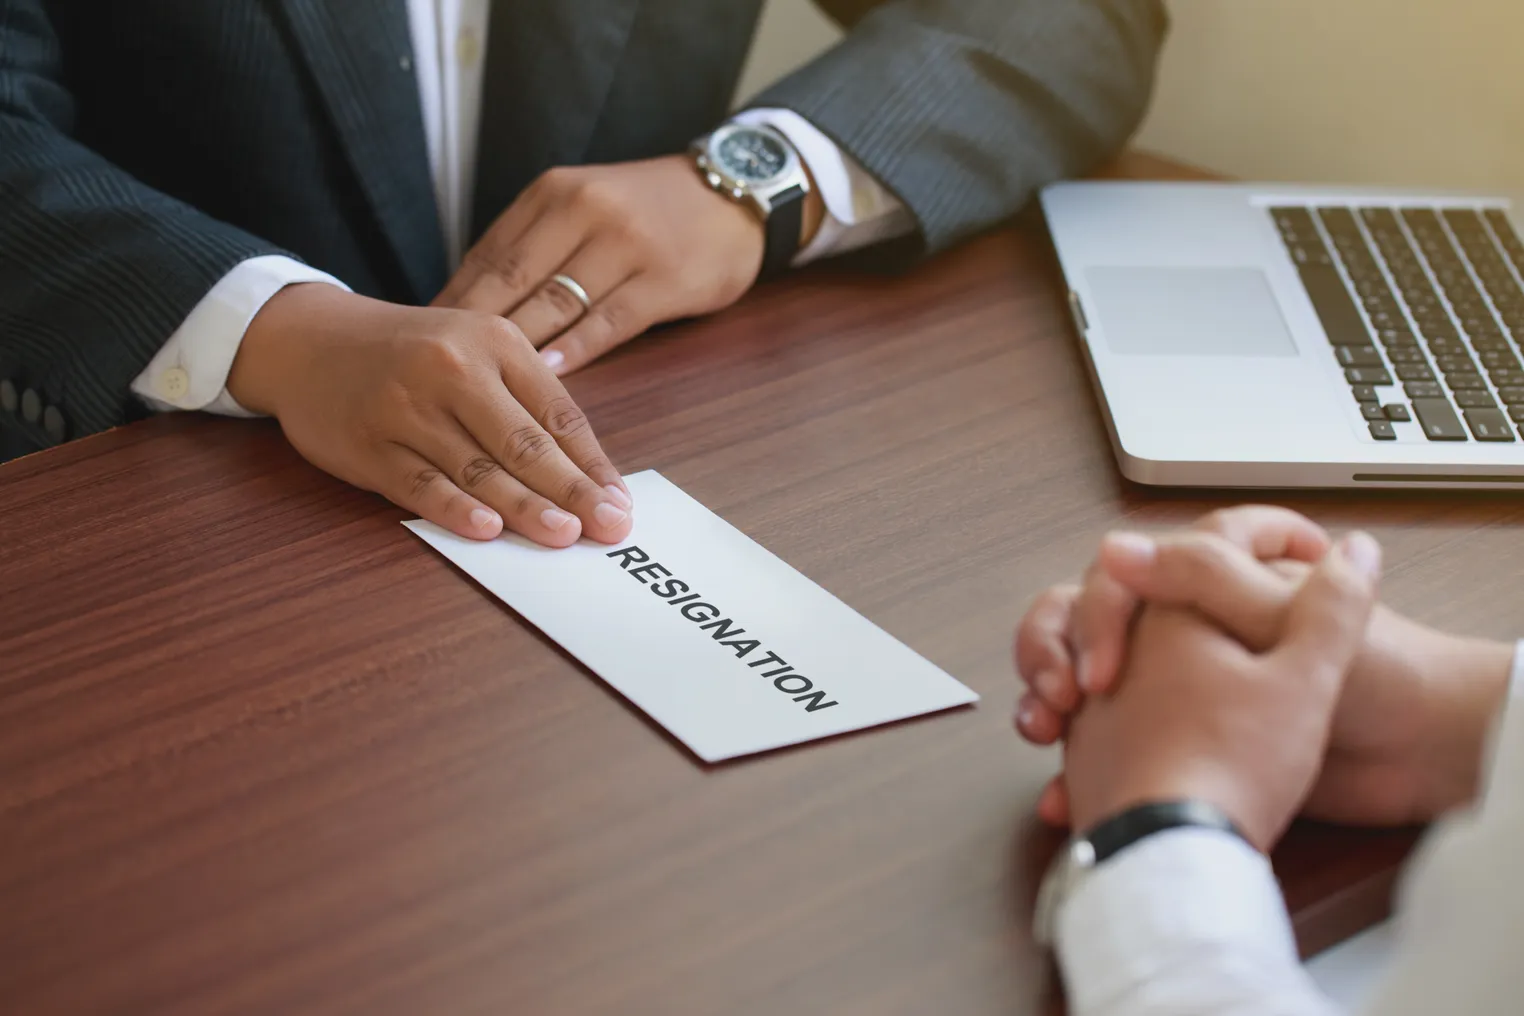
top-left (739, 0), bottom-right (1524, 191)
top-left (734, 0), bottom-right (841, 105)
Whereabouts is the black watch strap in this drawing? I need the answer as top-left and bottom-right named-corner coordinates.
top-left (1083, 800), bottom-right (1251, 864)
top-left (760, 183), bottom-right (806, 282)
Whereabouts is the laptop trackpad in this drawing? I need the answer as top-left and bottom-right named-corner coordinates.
top-left (1086, 267), bottom-right (1297, 357)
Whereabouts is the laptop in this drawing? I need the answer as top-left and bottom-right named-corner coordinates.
top-left (1041, 182), bottom-right (1524, 488)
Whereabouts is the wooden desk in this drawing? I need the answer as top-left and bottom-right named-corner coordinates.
top-left (4, 153), bottom-right (1522, 1015)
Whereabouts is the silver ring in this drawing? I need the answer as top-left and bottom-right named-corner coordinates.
top-left (550, 273), bottom-right (592, 314)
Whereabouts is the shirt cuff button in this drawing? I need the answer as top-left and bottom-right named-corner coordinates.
top-left (159, 367), bottom-right (191, 402)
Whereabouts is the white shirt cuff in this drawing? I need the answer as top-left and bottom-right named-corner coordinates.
top-left (1057, 828), bottom-right (1333, 1016)
top-left (733, 107), bottom-right (916, 266)
top-left (130, 255), bottom-right (349, 417)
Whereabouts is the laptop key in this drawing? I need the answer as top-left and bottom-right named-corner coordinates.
top-left (1498, 387), bottom-right (1524, 405)
top-left (1336, 345), bottom-right (1385, 367)
top-left (1396, 363), bottom-right (1435, 382)
top-left (1387, 347), bottom-right (1427, 364)
top-left (1456, 391), bottom-right (1498, 410)
top-left (1368, 420), bottom-right (1397, 441)
top-left (1412, 398), bottom-right (1468, 440)
top-left (1384, 404), bottom-right (1412, 422)
top-left (1405, 381), bottom-right (1444, 398)
top-left (1301, 265), bottom-right (1375, 347)
top-left (1449, 374), bottom-right (1489, 390)
top-left (1346, 367), bottom-right (1393, 386)
top-left (1361, 403), bottom-right (1387, 421)
top-left (1464, 408), bottom-right (1517, 442)
top-left (1511, 406), bottom-right (1524, 424)
top-left (1351, 385), bottom-right (1380, 403)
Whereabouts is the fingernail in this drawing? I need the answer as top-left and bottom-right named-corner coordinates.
top-left (593, 501), bottom-right (629, 528)
top-left (1017, 699), bottom-right (1036, 732)
top-left (540, 349), bottom-right (565, 371)
top-left (469, 508), bottom-right (500, 534)
top-left (540, 507), bottom-right (578, 534)
top-left (604, 484), bottom-right (633, 510)
top-left (1106, 531), bottom-right (1157, 567)
top-left (1338, 530), bottom-right (1383, 579)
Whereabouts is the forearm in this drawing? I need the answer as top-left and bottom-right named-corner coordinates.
top-left (0, 0), bottom-right (289, 446)
top-left (755, 0), bottom-right (1168, 257)
top-left (1414, 635), bottom-right (1516, 816)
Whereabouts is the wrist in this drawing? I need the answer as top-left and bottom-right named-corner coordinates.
top-left (799, 166), bottom-right (825, 248)
top-left (227, 282), bottom-right (348, 416)
top-left (1416, 634), bottom-right (1514, 814)
top-left (1073, 759), bottom-right (1275, 852)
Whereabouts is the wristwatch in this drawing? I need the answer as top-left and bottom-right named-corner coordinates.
top-left (1032, 799), bottom-right (1250, 948)
top-left (690, 121), bottom-right (812, 282)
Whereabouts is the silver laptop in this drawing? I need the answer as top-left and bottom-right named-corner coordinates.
top-left (1041, 182), bottom-right (1524, 488)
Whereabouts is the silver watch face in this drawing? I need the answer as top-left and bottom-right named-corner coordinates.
top-left (713, 127), bottom-right (791, 185)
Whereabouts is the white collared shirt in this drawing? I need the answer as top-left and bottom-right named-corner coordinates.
top-left (1056, 640), bottom-right (1524, 1016)
top-left (131, 0), bottom-right (913, 416)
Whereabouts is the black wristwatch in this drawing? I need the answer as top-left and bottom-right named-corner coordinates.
top-left (1032, 800), bottom-right (1252, 947)
top-left (690, 122), bottom-right (811, 282)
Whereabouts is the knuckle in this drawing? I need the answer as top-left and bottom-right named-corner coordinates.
top-left (615, 213), bottom-right (656, 250)
top-left (539, 165), bottom-right (578, 195)
top-left (458, 455), bottom-right (503, 491)
top-left (1194, 508), bottom-right (1235, 535)
top-left (577, 179), bottom-right (621, 216)
top-left (375, 377), bottom-right (417, 417)
top-left (511, 489), bottom-right (540, 521)
top-left (414, 336), bottom-right (473, 378)
top-left (556, 474), bottom-right (600, 508)
top-left (499, 424), bottom-right (555, 472)
top-left (1174, 533), bottom-right (1236, 577)
top-left (469, 248), bottom-right (531, 295)
top-left (591, 298), bottom-right (628, 338)
top-left (407, 466), bottom-right (445, 503)
top-left (483, 314), bottom-right (529, 349)
top-left (539, 278), bottom-right (585, 318)
top-left (538, 396), bottom-right (589, 440)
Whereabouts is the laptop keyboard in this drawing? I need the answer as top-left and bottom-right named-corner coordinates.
top-left (1272, 204), bottom-right (1524, 443)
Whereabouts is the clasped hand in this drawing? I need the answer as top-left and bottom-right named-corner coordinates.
top-left (1014, 507), bottom-right (1510, 852)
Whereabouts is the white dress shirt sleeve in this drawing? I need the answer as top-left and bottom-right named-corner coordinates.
top-left (732, 107), bottom-right (916, 266)
top-left (130, 255), bottom-right (349, 417)
top-left (1055, 640), bottom-right (1524, 1016)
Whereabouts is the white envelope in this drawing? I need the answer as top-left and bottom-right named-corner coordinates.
top-left (404, 470), bottom-right (978, 762)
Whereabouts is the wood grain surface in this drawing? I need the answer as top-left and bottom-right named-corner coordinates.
top-left (4, 153), bottom-right (1523, 1015)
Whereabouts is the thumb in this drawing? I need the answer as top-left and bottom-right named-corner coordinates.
top-left (1267, 530), bottom-right (1382, 687)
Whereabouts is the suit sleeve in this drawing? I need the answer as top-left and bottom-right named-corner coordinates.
top-left (753, 0), bottom-right (1168, 258)
top-left (0, 0), bottom-right (288, 454)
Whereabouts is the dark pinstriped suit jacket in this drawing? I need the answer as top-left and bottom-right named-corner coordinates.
top-left (0, 0), bottom-right (1166, 461)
